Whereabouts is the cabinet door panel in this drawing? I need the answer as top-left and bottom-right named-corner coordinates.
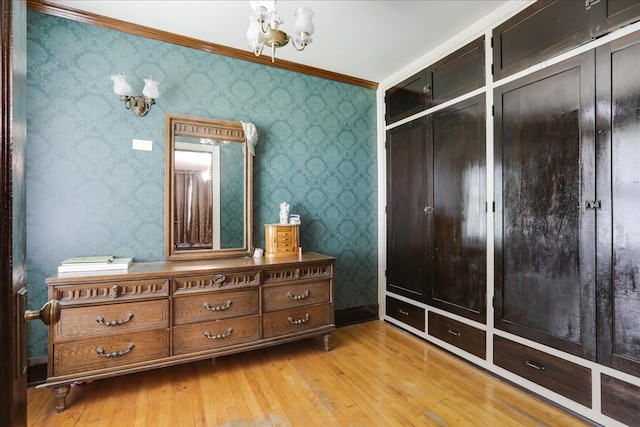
top-left (606, 0), bottom-right (640, 31)
top-left (386, 117), bottom-right (431, 301)
top-left (431, 36), bottom-right (485, 107)
top-left (610, 36), bottom-right (640, 376)
top-left (385, 71), bottom-right (431, 125)
top-left (596, 33), bottom-right (640, 376)
top-left (494, 54), bottom-right (596, 359)
top-left (493, 0), bottom-right (604, 80)
top-left (429, 95), bottom-right (486, 322)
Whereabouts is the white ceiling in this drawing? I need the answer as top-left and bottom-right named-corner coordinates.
top-left (47, 0), bottom-right (526, 83)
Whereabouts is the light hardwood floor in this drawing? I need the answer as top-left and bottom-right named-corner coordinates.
top-left (27, 321), bottom-right (590, 426)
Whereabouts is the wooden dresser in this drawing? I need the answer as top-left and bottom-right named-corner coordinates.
top-left (41, 252), bottom-right (335, 412)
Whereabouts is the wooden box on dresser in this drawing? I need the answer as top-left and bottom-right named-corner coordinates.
top-left (41, 252), bottom-right (335, 412)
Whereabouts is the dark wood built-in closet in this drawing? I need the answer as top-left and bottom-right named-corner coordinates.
top-left (386, 37), bottom-right (486, 326)
top-left (385, 1), bottom-right (640, 424)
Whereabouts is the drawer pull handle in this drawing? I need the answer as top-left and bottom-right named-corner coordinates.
top-left (526, 360), bottom-right (545, 371)
top-left (288, 313), bottom-right (310, 325)
top-left (399, 309), bottom-right (409, 316)
top-left (96, 312), bottom-right (134, 326)
top-left (204, 327), bottom-right (233, 340)
top-left (287, 289), bottom-right (310, 300)
top-left (212, 274), bottom-right (226, 288)
top-left (447, 328), bottom-right (461, 337)
top-left (203, 300), bottom-right (232, 311)
top-left (96, 343), bottom-right (134, 358)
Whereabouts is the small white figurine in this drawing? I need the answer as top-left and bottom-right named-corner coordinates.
top-left (279, 202), bottom-right (290, 225)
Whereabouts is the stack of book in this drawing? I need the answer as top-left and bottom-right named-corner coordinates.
top-left (57, 256), bottom-right (133, 273)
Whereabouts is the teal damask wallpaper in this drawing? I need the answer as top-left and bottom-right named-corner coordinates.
top-left (25, 12), bottom-right (377, 358)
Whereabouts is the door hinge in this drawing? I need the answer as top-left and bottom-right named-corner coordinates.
top-left (585, 0), bottom-right (601, 10)
top-left (585, 200), bottom-right (602, 210)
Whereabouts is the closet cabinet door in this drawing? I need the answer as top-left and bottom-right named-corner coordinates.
top-left (385, 72), bottom-right (431, 125)
top-left (428, 95), bottom-right (486, 322)
top-left (606, 0), bottom-right (640, 31)
top-left (492, 0), bottom-right (604, 80)
top-left (596, 32), bottom-right (640, 377)
top-left (386, 117), bottom-right (431, 301)
top-left (494, 53), bottom-right (597, 360)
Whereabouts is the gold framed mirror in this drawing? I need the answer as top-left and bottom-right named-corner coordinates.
top-left (165, 114), bottom-right (253, 260)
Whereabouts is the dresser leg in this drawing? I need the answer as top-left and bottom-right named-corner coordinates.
top-left (52, 384), bottom-right (71, 413)
top-left (323, 333), bottom-right (332, 351)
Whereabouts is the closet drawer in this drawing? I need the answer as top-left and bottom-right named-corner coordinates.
top-left (54, 300), bottom-right (169, 341)
top-left (493, 335), bottom-right (591, 407)
top-left (428, 312), bottom-right (485, 359)
top-left (263, 280), bottom-right (331, 312)
top-left (52, 329), bottom-right (169, 377)
top-left (601, 374), bottom-right (640, 426)
top-left (173, 289), bottom-right (259, 325)
top-left (386, 296), bottom-right (425, 332)
top-left (263, 303), bottom-right (331, 339)
top-left (173, 315), bottom-right (260, 355)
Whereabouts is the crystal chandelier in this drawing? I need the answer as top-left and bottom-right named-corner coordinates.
top-left (246, 1), bottom-right (315, 62)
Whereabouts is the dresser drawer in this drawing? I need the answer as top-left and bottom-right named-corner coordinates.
top-left (263, 280), bottom-right (331, 312)
top-left (386, 296), bottom-right (425, 332)
top-left (173, 315), bottom-right (260, 355)
top-left (263, 303), bottom-right (332, 339)
top-left (601, 374), bottom-right (640, 426)
top-left (173, 289), bottom-right (259, 325)
top-left (172, 271), bottom-right (260, 296)
top-left (52, 329), bottom-right (170, 377)
top-left (428, 312), bottom-right (485, 359)
top-left (493, 335), bottom-right (591, 407)
top-left (263, 262), bottom-right (333, 285)
top-left (50, 278), bottom-right (169, 306)
top-left (54, 300), bottom-right (169, 342)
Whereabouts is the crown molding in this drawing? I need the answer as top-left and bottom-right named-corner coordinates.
top-left (27, 0), bottom-right (378, 90)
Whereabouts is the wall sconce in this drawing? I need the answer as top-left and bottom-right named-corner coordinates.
top-left (110, 72), bottom-right (160, 117)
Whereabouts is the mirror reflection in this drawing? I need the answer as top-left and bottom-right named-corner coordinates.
top-left (174, 137), bottom-right (245, 250)
top-left (166, 115), bottom-right (253, 260)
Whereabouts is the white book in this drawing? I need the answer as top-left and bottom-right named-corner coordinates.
top-left (58, 257), bottom-right (133, 273)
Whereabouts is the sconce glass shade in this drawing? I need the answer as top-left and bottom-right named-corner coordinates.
top-left (293, 7), bottom-right (314, 38)
top-left (142, 77), bottom-right (160, 99)
top-left (111, 73), bottom-right (132, 96)
top-left (250, 1), bottom-right (276, 14)
top-left (246, 17), bottom-right (262, 49)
